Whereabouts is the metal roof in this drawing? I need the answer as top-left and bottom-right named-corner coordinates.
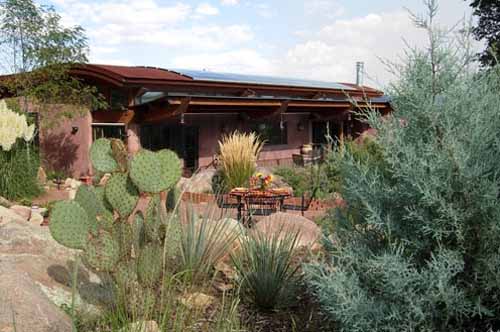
top-left (177, 69), bottom-right (355, 91)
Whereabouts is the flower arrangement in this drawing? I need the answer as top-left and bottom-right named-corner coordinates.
top-left (250, 172), bottom-right (273, 191)
top-left (0, 100), bottom-right (35, 151)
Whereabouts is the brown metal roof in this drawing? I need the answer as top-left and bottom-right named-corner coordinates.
top-left (89, 64), bottom-right (192, 81)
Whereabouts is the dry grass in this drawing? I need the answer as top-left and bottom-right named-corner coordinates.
top-left (218, 131), bottom-right (264, 191)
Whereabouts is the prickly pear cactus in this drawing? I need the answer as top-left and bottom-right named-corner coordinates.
top-left (74, 185), bottom-right (101, 219)
top-left (83, 231), bottom-right (120, 272)
top-left (114, 222), bottom-right (134, 260)
top-left (114, 260), bottom-right (138, 292)
top-left (129, 149), bottom-right (181, 193)
top-left (157, 149), bottom-right (182, 189)
top-left (49, 201), bottom-right (89, 249)
top-left (90, 138), bottom-right (118, 173)
top-left (105, 173), bottom-right (139, 217)
top-left (137, 243), bottom-right (163, 287)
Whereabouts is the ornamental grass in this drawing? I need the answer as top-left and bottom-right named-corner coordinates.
top-left (218, 131), bottom-right (264, 191)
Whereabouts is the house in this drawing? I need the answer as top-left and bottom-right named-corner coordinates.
top-left (4, 64), bottom-right (391, 178)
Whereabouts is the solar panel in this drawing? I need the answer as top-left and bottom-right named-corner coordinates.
top-left (175, 69), bottom-right (355, 91)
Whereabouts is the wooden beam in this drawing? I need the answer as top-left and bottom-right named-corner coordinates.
top-left (92, 110), bottom-right (135, 124)
top-left (141, 97), bottom-right (191, 123)
top-left (245, 100), bottom-right (289, 119)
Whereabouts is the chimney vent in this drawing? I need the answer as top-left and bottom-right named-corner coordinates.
top-left (356, 61), bottom-right (364, 86)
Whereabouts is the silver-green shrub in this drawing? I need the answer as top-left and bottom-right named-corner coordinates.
top-left (306, 3), bottom-right (500, 331)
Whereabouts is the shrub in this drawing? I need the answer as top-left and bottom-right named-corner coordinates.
top-left (179, 205), bottom-right (242, 282)
top-left (218, 131), bottom-right (264, 190)
top-left (0, 100), bottom-right (41, 200)
top-left (306, 4), bottom-right (500, 331)
top-left (232, 226), bottom-right (300, 311)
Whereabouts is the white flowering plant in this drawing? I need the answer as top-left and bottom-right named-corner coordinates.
top-left (0, 99), bottom-right (41, 200)
top-left (0, 100), bottom-right (35, 151)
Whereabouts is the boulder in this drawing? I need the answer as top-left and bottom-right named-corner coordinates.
top-left (252, 212), bottom-right (321, 248)
top-left (28, 212), bottom-right (44, 225)
top-left (9, 205), bottom-right (31, 220)
top-left (0, 206), bottom-right (26, 225)
top-left (0, 196), bottom-right (14, 208)
top-left (179, 292), bottom-right (215, 311)
top-left (177, 168), bottom-right (216, 194)
top-left (0, 217), bottom-right (107, 332)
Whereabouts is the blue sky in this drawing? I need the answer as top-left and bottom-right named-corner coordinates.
top-left (48, 0), bottom-right (478, 88)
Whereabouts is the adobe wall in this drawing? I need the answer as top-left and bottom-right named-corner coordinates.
top-left (38, 106), bottom-right (93, 178)
top-left (185, 113), bottom-right (311, 168)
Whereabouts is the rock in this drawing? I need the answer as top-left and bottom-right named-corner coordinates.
top-left (253, 212), bottom-right (321, 248)
top-left (37, 167), bottom-right (47, 185)
top-left (177, 168), bottom-right (216, 194)
top-left (0, 217), bottom-right (108, 332)
top-left (64, 178), bottom-right (81, 190)
top-left (120, 320), bottom-right (159, 332)
top-left (0, 206), bottom-right (26, 225)
top-left (179, 292), bottom-right (215, 311)
top-left (0, 196), bottom-right (14, 208)
top-left (9, 205), bottom-right (31, 220)
top-left (215, 261), bottom-right (237, 280)
top-left (29, 212), bottom-right (44, 225)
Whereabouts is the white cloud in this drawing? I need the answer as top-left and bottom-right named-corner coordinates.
top-left (221, 0), bottom-right (239, 6)
top-left (274, 11), bottom-right (428, 87)
top-left (171, 49), bottom-right (273, 74)
top-left (305, 0), bottom-right (345, 19)
top-left (195, 3), bottom-right (220, 16)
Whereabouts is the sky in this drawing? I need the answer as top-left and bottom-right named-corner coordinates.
top-left (47, 0), bottom-right (480, 88)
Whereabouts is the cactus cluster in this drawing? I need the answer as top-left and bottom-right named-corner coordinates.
top-left (49, 137), bottom-right (182, 314)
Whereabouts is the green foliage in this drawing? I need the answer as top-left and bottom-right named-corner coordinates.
top-left (306, 5), bottom-right (500, 331)
top-left (0, 142), bottom-right (41, 200)
top-left (129, 149), bottom-right (181, 193)
top-left (83, 231), bottom-right (120, 272)
top-left (105, 173), bottom-right (139, 218)
top-left (180, 207), bottom-right (242, 282)
top-left (0, 0), bottom-right (106, 119)
top-left (49, 200), bottom-right (89, 249)
top-left (137, 243), bottom-right (163, 287)
top-left (90, 138), bottom-right (118, 173)
top-left (232, 228), bottom-right (300, 311)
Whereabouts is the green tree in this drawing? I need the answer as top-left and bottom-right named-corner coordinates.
top-left (469, 0), bottom-right (500, 66)
top-left (306, 1), bottom-right (500, 331)
top-left (0, 0), bottom-right (104, 119)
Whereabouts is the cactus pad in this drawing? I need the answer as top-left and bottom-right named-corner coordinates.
top-left (105, 173), bottom-right (139, 217)
top-left (157, 149), bottom-right (182, 190)
top-left (137, 243), bottom-right (163, 287)
top-left (83, 231), bottom-right (120, 272)
top-left (90, 138), bottom-right (118, 173)
top-left (113, 260), bottom-right (138, 292)
top-left (114, 222), bottom-right (133, 260)
top-left (129, 149), bottom-right (181, 193)
top-left (49, 201), bottom-right (89, 249)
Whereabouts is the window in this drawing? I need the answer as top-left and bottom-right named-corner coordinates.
top-left (109, 89), bottom-right (128, 110)
top-left (250, 121), bottom-right (287, 145)
top-left (92, 124), bottom-right (126, 141)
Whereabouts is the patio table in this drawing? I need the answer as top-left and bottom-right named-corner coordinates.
top-left (229, 188), bottom-right (291, 222)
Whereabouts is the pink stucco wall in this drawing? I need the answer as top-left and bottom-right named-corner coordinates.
top-left (39, 107), bottom-right (92, 178)
top-left (39, 111), bottom-right (312, 177)
top-left (185, 113), bottom-right (311, 168)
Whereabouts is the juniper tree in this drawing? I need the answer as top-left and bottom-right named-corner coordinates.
top-left (306, 2), bottom-right (500, 331)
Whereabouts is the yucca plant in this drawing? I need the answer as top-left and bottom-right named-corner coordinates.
top-left (232, 226), bottom-right (301, 311)
top-left (180, 204), bottom-right (243, 282)
top-left (218, 130), bottom-right (264, 190)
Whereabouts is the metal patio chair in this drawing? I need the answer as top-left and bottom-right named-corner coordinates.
top-left (281, 187), bottom-right (318, 216)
